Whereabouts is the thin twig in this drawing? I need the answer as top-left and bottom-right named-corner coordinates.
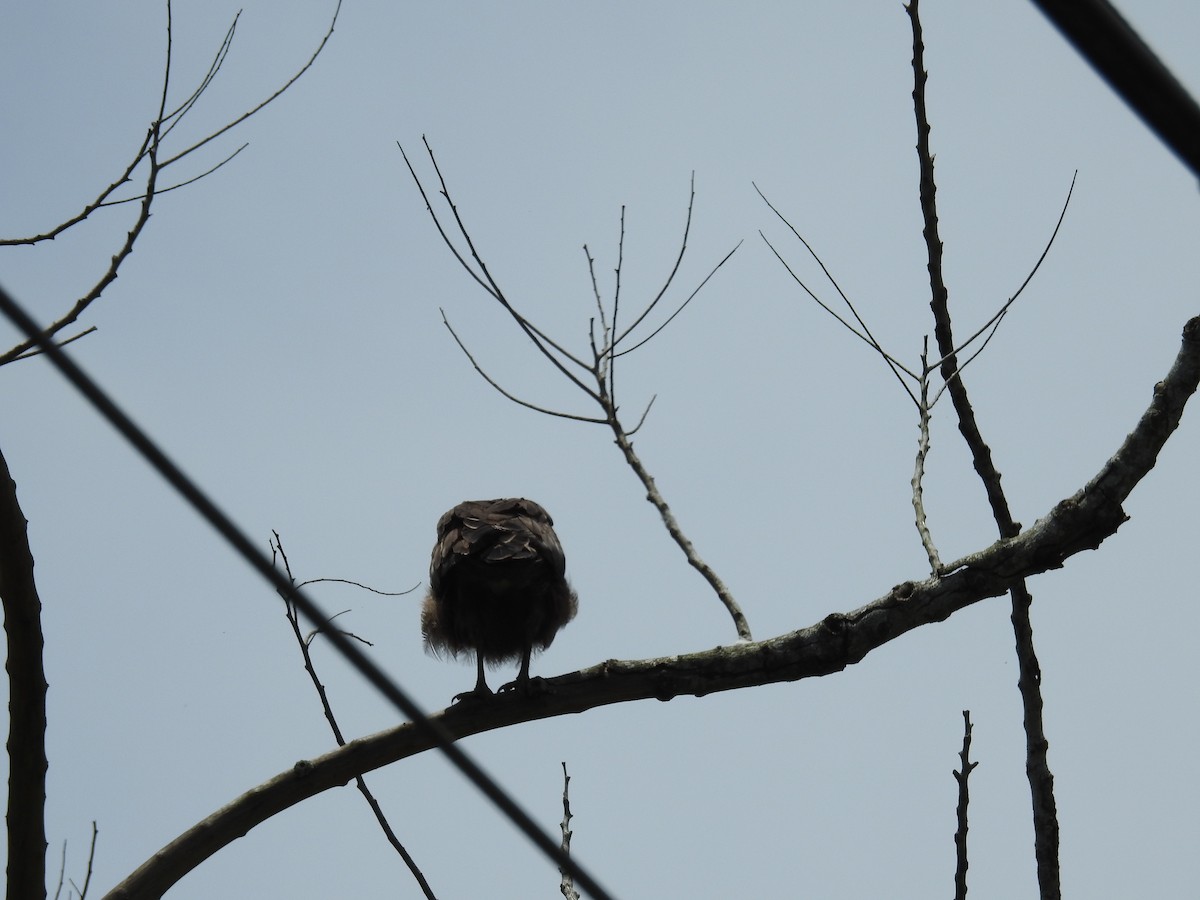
top-left (271, 533), bottom-right (438, 900)
top-left (406, 147), bottom-right (749, 640)
top-left (952, 711), bottom-right (978, 900)
top-left (0, 1), bottom-right (341, 367)
top-left (77, 822), bottom-right (99, 900)
top-left (102, 144), bottom-right (250, 206)
top-left (912, 341), bottom-right (942, 573)
top-left (417, 138), bottom-right (601, 387)
top-left (756, 183), bottom-right (919, 404)
top-left (559, 763), bottom-right (580, 900)
top-left (53, 839), bottom-right (68, 900)
top-left (758, 230), bottom-right (921, 402)
top-left (296, 576), bottom-right (420, 597)
top-left (440, 311), bottom-right (607, 424)
top-left (160, 0), bottom-right (343, 166)
top-left (925, 172), bottom-right (1078, 382)
top-left (613, 174), bottom-right (695, 346)
top-left (612, 240), bottom-right (743, 358)
top-left (10, 326), bottom-right (99, 361)
top-left (609, 419), bottom-right (752, 640)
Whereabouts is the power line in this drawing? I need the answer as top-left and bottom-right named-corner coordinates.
top-left (0, 281), bottom-right (617, 900)
top-left (1028, 0), bottom-right (1200, 180)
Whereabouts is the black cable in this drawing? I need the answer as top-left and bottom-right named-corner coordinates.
top-left (0, 281), bottom-right (616, 900)
top-left (1028, 0), bottom-right (1200, 180)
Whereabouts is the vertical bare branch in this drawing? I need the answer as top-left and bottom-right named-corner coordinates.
top-left (952, 711), bottom-right (978, 900)
top-left (907, 2), bottom-right (1060, 897)
top-left (271, 534), bottom-right (437, 900)
top-left (912, 342), bottom-right (942, 573)
top-left (559, 763), bottom-right (580, 900)
top-left (0, 442), bottom-right (48, 900)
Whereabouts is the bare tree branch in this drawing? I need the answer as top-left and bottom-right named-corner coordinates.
top-left (271, 533), bottom-right (437, 900)
top-left (403, 148), bottom-right (749, 638)
top-left (906, 2), bottom-right (1060, 896)
top-left (440, 310), bottom-right (607, 424)
top-left (559, 763), bottom-right (580, 900)
top-left (611, 174), bottom-right (694, 347)
top-left (952, 712), bottom-right (978, 900)
top-left (612, 240), bottom-right (743, 359)
top-left (159, 0), bottom-right (343, 167)
top-left (0, 0), bottom-right (341, 367)
top-left (72, 822), bottom-right (99, 900)
top-left (0, 443), bottom-right (48, 900)
top-left (912, 341), bottom-right (942, 573)
top-left (104, 315), bottom-right (1200, 899)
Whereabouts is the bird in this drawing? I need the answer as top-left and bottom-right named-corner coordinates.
top-left (421, 498), bottom-right (577, 699)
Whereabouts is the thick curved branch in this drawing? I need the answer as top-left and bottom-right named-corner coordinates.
top-left (104, 316), bottom-right (1200, 899)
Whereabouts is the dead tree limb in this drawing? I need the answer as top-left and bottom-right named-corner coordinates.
top-left (270, 534), bottom-right (436, 900)
top-left (953, 711), bottom-right (978, 900)
top-left (0, 0), bottom-right (342, 367)
top-left (0, 444), bottom-right (48, 900)
top-left (104, 313), bottom-right (1200, 899)
top-left (400, 142), bottom-right (751, 640)
top-left (907, 1), bottom-right (1059, 895)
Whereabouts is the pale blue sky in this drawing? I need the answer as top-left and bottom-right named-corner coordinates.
top-left (2, 2), bottom-right (1199, 897)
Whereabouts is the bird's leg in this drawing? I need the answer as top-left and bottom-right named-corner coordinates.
top-left (475, 652), bottom-right (491, 694)
top-left (515, 645), bottom-right (532, 686)
top-left (498, 645), bottom-right (537, 695)
top-left (451, 652), bottom-right (493, 704)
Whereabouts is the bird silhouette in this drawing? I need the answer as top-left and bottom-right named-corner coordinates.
top-left (421, 498), bottom-right (577, 698)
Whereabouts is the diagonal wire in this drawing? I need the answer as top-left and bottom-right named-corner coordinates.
top-left (1028, 0), bottom-right (1200, 179)
top-left (0, 281), bottom-right (617, 900)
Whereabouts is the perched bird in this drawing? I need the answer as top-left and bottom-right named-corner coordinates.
top-left (421, 498), bottom-right (577, 698)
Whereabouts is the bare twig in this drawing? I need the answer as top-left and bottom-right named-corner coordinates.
top-left (925, 172), bottom-right (1077, 388)
top-left (439, 310), bottom-right (606, 423)
top-left (611, 175), bottom-right (694, 347)
top-left (403, 146), bottom-right (750, 639)
top-left (613, 240), bottom-right (743, 358)
top-left (907, 2), bottom-right (1060, 896)
top-left (271, 533), bottom-right (438, 900)
top-left (9, 326), bottom-right (99, 362)
top-left (559, 763), bottom-right (580, 900)
top-left (0, 1), bottom-right (341, 367)
top-left (609, 423), bottom-right (751, 639)
top-left (952, 712), bottom-right (978, 900)
top-left (71, 822), bottom-right (99, 900)
top-left (159, 0), bottom-right (343, 167)
top-left (912, 341), bottom-right (941, 573)
top-left (296, 576), bottom-right (420, 597)
top-left (53, 839), bottom-right (68, 900)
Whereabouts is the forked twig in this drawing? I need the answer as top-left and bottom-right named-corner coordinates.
top-left (402, 143), bottom-right (752, 640)
top-left (758, 108), bottom-right (1072, 579)
top-left (952, 711), bottom-right (978, 900)
top-left (559, 763), bottom-right (580, 900)
top-left (270, 532), bottom-right (437, 900)
top-left (0, 0), bottom-right (341, 367)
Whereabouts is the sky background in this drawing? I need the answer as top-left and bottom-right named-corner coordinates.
top-left (2, 1), bottom-right (1199, 897)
